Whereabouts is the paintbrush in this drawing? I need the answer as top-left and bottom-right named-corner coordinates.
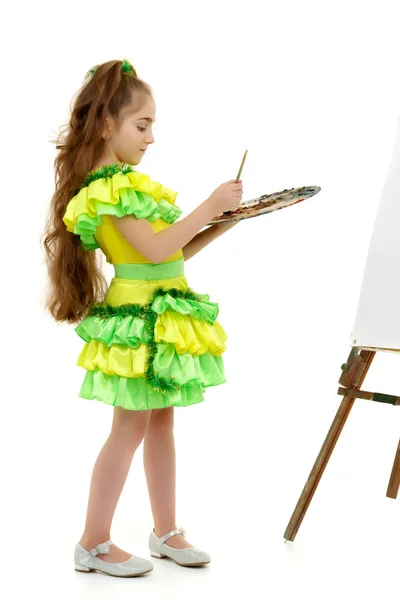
top-left (235, 149), bottom-right (248, 182)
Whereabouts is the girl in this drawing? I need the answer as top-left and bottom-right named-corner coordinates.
top-left (42, 59), bottom-right (243, 578)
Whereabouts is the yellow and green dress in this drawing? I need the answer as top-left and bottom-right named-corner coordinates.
top-left (62, 163), bottom-right (228, 410)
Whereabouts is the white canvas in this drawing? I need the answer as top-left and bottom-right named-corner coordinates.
top-left (351, 117), bottom-right (400, 351)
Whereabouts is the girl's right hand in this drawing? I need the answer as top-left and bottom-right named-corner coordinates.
top-left (207, 180), bottom-right (243, 214)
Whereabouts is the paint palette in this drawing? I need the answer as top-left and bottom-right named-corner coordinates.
top-left (207, 185), bottom-right (321, 224)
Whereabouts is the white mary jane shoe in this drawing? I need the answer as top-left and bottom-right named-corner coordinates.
top-left (74, 539), bottom-right (153, 577)
top-left (149, 527), bottom-right (211, 567)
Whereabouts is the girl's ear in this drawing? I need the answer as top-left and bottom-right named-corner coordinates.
top-left (102, 118), bottom-right (111, 140)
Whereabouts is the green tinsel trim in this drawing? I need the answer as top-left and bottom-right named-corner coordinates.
top-left (87, 286), bottom-right (203, 395)
top-left (77, 162), bottom-right (134, 193)
top-left (90, 302), bottom-right (145, 319)
top-left (150, 286), bottom-right (201, 304)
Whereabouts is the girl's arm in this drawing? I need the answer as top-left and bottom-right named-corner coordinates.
top-left (110, 197), bottom-right (217, 264)
top-left (182, 221), bottom-right (239, 261)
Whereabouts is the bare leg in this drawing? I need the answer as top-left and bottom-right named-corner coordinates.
top-left (143, 407), bottom-right (193, 550)
top-left (79, 407), bottom-right (152, 562)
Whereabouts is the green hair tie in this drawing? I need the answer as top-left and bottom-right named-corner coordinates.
top-left (85, 59), bottom-right (137, 79)
top-left (121, 59), bottom-right (137, 76)
top-left (85, 64), bottom-right (101, 78)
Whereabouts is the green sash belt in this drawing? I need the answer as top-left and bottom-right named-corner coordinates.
top-left (113, 257), bottom-right (184, 280)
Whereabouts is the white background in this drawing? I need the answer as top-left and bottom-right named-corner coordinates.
top-left (2, 0), bottom-right (400, 598)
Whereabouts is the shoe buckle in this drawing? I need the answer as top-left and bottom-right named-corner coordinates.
top-left (89, 539), bottom-right (112, 557)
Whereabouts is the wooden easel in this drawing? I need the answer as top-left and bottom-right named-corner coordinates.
top-left (284, 347), bottom-right (400, 542)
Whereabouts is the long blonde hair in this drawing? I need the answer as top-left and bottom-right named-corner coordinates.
top-left (41, 59), bottom-right (153, 324)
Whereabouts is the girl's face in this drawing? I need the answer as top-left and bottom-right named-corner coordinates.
top-left (105, 94), bottom-right (156, 166)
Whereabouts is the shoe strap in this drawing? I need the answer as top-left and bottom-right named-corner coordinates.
top-left (158, 527), bottom-right (186, 546)
top-left (89, 539), bottom-right (112, 557)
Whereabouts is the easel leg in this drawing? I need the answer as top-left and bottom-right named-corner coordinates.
top-left (386, 439), bottom-right (400, 499)
top-left (283, 349), bottom-right (375, 542)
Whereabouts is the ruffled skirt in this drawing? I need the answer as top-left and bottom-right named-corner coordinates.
top-left (74, 260), bottom-right (228, 410)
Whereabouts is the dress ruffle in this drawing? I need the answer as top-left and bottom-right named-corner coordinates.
top-left (151, 292), bottom-right (219, 322)
top-left (154, 312), bottom-right (227, 355)
top-left (74, 292), bottom-right (225, 353)
top-left (73, 285), bottom-right (228, 409)
top-left (79, 368), bottom-right (207, 410)
top-left (75, 314), bottom-right (150, 348)
top-left (76, 339), bottom-right (226, 386)
top-left (62, 170), bottom-right (183, 250)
